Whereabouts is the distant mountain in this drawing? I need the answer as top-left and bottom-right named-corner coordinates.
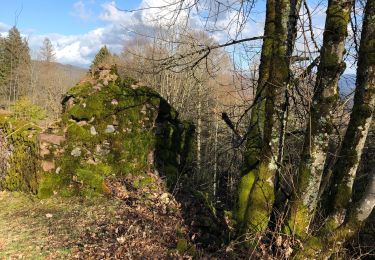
top-left (339, 74), bottom-right (356, 97)
top-left (32, 60), bottom-right (87, 76)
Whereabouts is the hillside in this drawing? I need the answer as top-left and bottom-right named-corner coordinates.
top-left (32, 60), bottom-right (87, 73)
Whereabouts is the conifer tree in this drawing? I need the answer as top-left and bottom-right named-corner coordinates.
top-left (0, 36), bottom-right (7, 100)
top-left (1, 26), bottom-right (31, 102)
top-left (91, 45), bottom-right (111, 70)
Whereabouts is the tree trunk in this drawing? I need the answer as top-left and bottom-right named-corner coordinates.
top-left (294, 172), bottom-right (375, 259)
top-left (322, 0), bottom-right (375, 231)
top-left (239, 0), bottom-right (300, 235)
top-left (298, 5), bottom-right (375, 258)
top-left (287, 0), bottom-right (352, 238)
top-left (197, 83), bottom-right (202, 176)
top-left (237, 0), bottom-right (276, 226)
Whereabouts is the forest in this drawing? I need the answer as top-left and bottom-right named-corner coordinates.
top-left (0, 0), bottom-right (374, 259)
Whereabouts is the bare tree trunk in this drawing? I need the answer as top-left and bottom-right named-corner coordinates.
top-left (197, 83), bottom-right (202, 175)
top-left (213, 95), bottom-right (218, 199)
top-left (287, 0), bottom-right (352, 238)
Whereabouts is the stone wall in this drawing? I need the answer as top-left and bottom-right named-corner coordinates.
top-left (0, 114), bottom-right (40, 193)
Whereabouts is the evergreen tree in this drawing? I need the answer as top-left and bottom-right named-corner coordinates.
top-left (0, 36), bottom-right (7, 100)
top-left (91, 45), bottom-right (111, 69)
top-left (1, 26), bottom-right (31, 102)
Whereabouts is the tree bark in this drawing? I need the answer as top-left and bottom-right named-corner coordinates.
top-left (294, 171), bottom-right (375, 259)
top-left (239, 0), bottom-right (302, 235)
top-left (237, 0), bottom-right (276, 226)
top-left (322, 0), bottom-right (375, 231)
top-left (287, 0), bottom-right (352, 238)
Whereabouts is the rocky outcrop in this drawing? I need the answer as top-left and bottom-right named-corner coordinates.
top-left (0, 66), bottom-right (194, 198)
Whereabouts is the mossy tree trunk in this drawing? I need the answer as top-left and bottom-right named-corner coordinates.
top-left (238, 0), bottom-right (302, 235)
top-left (322, 0), bottom-right (375, 231)
top-left (286, 0), bottom-right (352, 238)
top-left (237, 0), bottom-right (276, 226)
top-left (295, 174), bottom-right (375, 259)
top-left (292, 2), bottom-right (375, 254)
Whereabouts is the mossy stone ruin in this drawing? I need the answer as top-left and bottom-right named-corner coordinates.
top-left (0, 66), bottom-right (194, 198)
top-left (0, 114), bottom-right (41, 193)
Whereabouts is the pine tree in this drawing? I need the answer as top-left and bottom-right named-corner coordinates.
top-left (90, 45), bottom-right (111, 70)
top-left (0, 36), bottom-right (8, 101)
top-left (1, 26), bottom-right (31, 102)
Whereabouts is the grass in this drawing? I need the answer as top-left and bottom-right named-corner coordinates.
top-left (0, 191), bottom-right (121, 259)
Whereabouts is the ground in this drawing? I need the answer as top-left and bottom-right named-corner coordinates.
top-left (0, 173), bottom-right (198, 259)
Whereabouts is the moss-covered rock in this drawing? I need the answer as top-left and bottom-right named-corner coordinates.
top-left (0, 115), bottom-right (41, 193)
top-left (36, 65), bottom-right (194, 198)
top-left (0, 66), bottom-right (194, 198)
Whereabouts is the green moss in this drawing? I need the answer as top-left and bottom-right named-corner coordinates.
top-left (122, 76), bottom-right (138, 87)
top-left (107, 80), bottom-right (122, 94)
top-left (85, 93), bottom-right (110, 117)
top-left (66, 82), bottom-right (93, 98)
top-left (356, 104), bottom-right (373, 119)
top-left (37, 172), bottom-right (70, 199)
top-left (323, 2), bottom-right (351, 44)
top-left (68, 104), bottom-right (92, 121)
top-left (36, 69), bottom-right (194, 199)
top-left (293, 236), bottom-right (324, 259)
top-left (242, 164), bottom-right (275, 234)
top-left (76, 167), bottom-right (105, 195)
top-left (322, 216), bottom-right (340, 234)
top-left (236, 171), bottom-right (255, 225)
top-left (0, 120), bottom-right (40, 194)
top-left (176, 239), bottom-right (188, 253)
top-left (66, 123), bottom-right (93, 142)
top-left (285, 164), bottom-right (313, 238)
top-left (133, 176), bottom-right (155, 189)
top-left (287, 204), bottom-right (310, 238)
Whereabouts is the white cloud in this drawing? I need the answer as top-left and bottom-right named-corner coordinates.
top-left (70, 0), bottom-right (93, 21)
top-left (6, 0), bottom-right (264, 67)
top-left (99, 1), bottom-right (133, 24)
top-left (0, 22), bottom-right (10, 33)
top-left (26, 23), bottom-right (130, 67)
top-left (0, 0), bottom-right (282, 68)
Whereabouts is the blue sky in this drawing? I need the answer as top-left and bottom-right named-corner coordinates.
top-left (1, 0), bottom-right (102, 35)
top-left (0, 0), bottom-right (330, 69)
top-left (0, 0), bottom-right (272, 67)
top-left (0, 0), bottom-right (148, 67)
top-left (0, 0), bottom-right (140, 35)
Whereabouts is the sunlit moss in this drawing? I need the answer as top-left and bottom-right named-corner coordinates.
top-left (0, 118), bottom-right (40, 194)
top-left (236, 171), bottom-right (255, 225)
top-left (37, 66), bottom-right (194, 198)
